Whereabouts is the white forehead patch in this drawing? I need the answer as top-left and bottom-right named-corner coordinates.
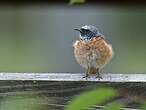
top-left (81, 25), bottom-right (89, 29)
top-left (81, 25), bottom-right (98, 32)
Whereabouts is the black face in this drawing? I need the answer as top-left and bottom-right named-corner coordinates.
top-left (74, 25), bottom-right (103, 41)
top-left (80, 28), bottom-right (96, 40)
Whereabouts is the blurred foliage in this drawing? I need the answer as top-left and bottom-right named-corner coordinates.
top-left (65, 87), bottom-right (117, 110)
top-left (104, 103), bottom-right (123, 110)
top-left (66, 87), bottom-right (146, 110)
top-left (140, 102), bottom-right (146, 110)
top-left (0, 95), bottom-right (45, 110)
top-left (70, 0), bottom-right (85, 4)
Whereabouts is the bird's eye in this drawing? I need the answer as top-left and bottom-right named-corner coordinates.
top-left (85, 29), bottom-right (90, 32)
top-left (84, 29), bottom-right (90, 34)
top-left (80, 29), bottom-right (94, 38)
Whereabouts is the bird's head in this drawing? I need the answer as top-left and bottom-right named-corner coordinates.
top-left (74, 25), bottom-right (104, 41)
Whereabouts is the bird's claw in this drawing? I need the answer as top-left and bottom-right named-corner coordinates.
top-left (96, 74), bottom-right (103, 80)
top-left (83, 74), bottom-right (90, 79)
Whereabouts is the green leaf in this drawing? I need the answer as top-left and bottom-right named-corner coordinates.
top-left (65, 87), bottom-right (117, 110)
top-left (70, 0), bottom-right (86, 4)
top-left (140, 102), bottom-right (146, 110)
top-left (0, 95), bottom-right (45, 110)
top-left (104, 103), bottom-right (123, 110)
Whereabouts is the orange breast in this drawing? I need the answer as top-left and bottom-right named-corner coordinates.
top-left (74, 37), bottom-right (113, 69)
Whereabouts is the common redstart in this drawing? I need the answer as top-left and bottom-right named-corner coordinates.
top-left (73, 25), bottom-right (113, 79)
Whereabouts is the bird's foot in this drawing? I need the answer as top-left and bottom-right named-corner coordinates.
top-left (83, 74), bottom-right (90, 79)
top-left (96, 74), bottom-right (103, 80)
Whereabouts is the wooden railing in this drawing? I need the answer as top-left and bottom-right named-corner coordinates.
top-left (0, 73), bottom-right (146, 110)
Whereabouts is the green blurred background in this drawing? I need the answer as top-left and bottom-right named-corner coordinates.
top-left (0, 4), bottom-right (146, 73)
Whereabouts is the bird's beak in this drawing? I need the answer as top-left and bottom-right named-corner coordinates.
top-left (74, 28), bottom-right (82, 33)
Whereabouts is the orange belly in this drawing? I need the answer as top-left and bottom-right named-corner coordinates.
top-left (73, 37), bottom-right (113, 70)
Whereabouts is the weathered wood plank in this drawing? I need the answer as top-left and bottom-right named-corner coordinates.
top-left (0, 73), bottom-right (146, 110)
top-left (0, 73), bottom-right (146, 82)
top-left (0, 81), bottom-right (145, 110)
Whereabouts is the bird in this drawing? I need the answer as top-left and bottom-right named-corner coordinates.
top-left (73, 25), bottom-right (113, 79)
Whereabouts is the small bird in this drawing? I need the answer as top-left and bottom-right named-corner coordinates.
top-left (73, 25), bottom-right (113, 79)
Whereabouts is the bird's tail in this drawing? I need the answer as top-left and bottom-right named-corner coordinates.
top-left (88, 67), bottom-right (97, 74)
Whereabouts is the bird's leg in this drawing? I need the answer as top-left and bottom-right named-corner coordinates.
top-left (96, 68), bottom-right (102, 79)
top-left (83, 67), bottom-right (90, 78)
